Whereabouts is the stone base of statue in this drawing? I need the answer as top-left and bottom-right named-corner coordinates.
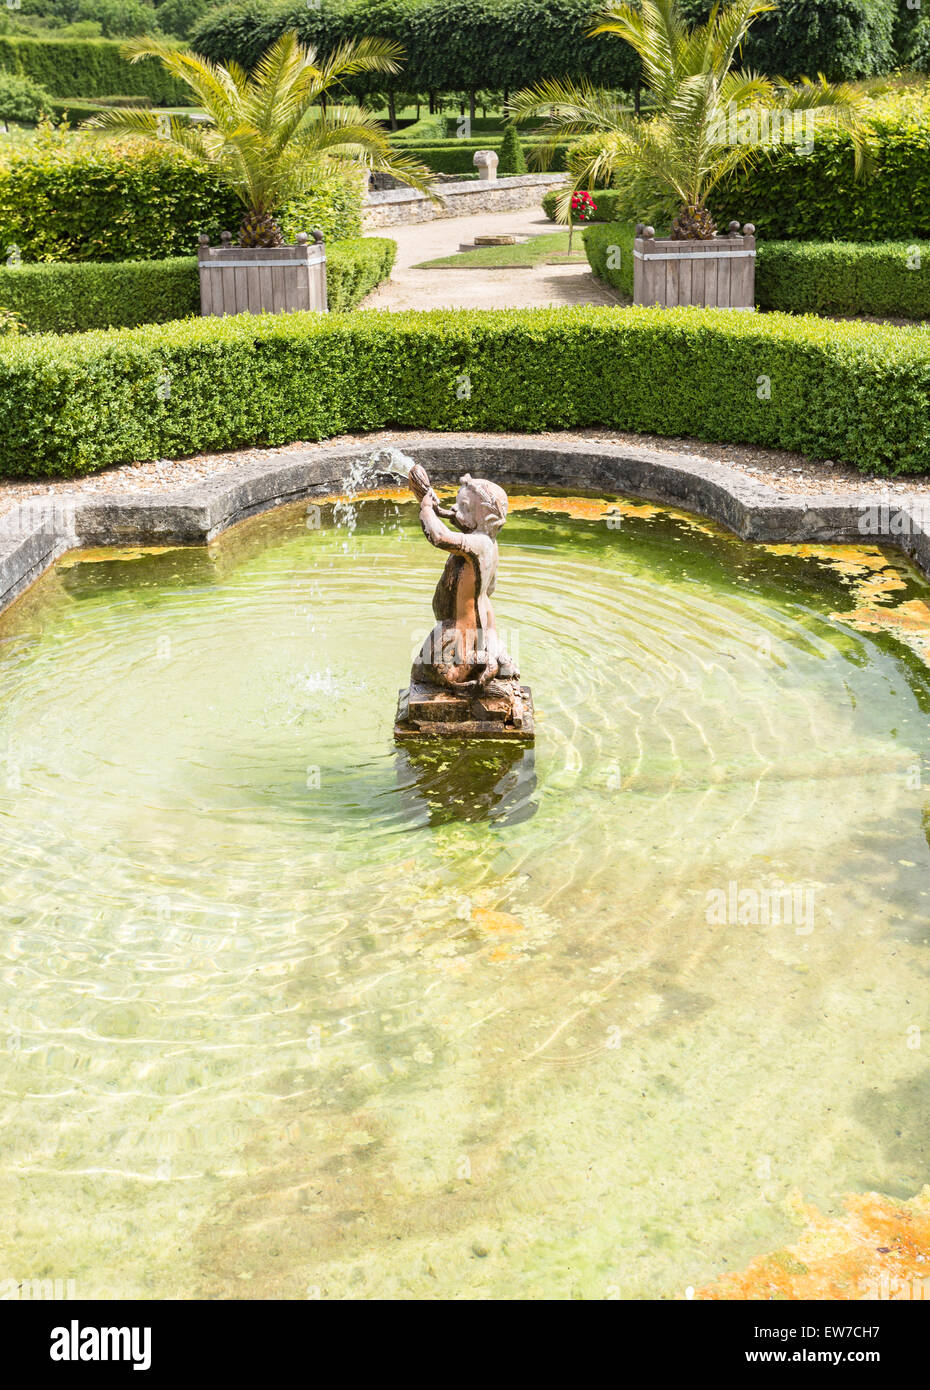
top-left (394, 679), bottom-right (535, 742)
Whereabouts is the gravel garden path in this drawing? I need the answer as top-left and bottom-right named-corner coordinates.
top-left (358, 207), bottom-right (620, 311)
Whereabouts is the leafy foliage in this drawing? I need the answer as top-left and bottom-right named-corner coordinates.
top-left (84, 30), bottom-right (434, 241)
top-left (545, 86), bottom-right (930, 241)
top-left (189, 0), bottom-right (903, 93)
top-left (678, 0), bottom-right (896, 81)
top-left (584, 217), bottom-right (930, 318)
top-left (754, 240), bottom-right (930, 319)
top-left (0, 69), bottom-right (52, 123)
top-left (510, 0), bottom-right (874, 235)
top-left (0, 142), bottom-right (363, 261)
top-left (1, 303), bottom-right (929, 478)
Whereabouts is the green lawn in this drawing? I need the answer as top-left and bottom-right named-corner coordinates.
top-left (414, 231), bottom-right (589, 269)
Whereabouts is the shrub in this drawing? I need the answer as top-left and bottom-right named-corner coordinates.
top-left (0, 70), bottom-right (52, 125)
top-left (497, 124), bottom-right (527, 175)
top-left (0, 236), bottom-right (396, 331)
top-left (1, 304), bottom-right (928, 479)
top-left (0, 35), bottom-right (190, 101)
top-left (0, 145), bottom-right (364, 262)
top-left (0, 255), bottom-right (199, 331)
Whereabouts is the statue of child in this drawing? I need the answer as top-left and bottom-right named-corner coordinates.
top-left (408, 466), bottom-right (519, 691)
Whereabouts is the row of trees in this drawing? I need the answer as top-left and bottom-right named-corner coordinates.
top-left (189, 0), bottom-right (919, 97)
top-left (1, 0), bottom-right (213, 42)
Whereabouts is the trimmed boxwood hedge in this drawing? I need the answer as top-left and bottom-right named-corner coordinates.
top-left (755, 241), bottom-right (930, 320)
top-left (583, 221), bottom-right (930, 320)
top-left (0, 237), bottom-right (396, 333)
top-left (0, 305), bottom-right (927, 479)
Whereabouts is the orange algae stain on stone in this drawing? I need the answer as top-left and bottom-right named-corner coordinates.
top-left (505, 494), bottom-right (727, 537)
top-left (699, 1188), bottom-right (930, 1301)
top-left (834, 599), bottom-right (930, 664)
top-left (506, 495), bottom-right (664, 522)
top-left (472, 907), bottom-right (523, 933)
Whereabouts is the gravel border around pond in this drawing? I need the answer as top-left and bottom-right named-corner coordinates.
top-left (1, 425), bottom-right (928, 526)
top-left (3, 432), bottom-right (930, 620)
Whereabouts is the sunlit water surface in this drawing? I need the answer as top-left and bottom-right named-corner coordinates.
top-left (1, 489), bottom-right (929, 1299)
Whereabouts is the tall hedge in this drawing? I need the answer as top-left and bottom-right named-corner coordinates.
top-left (0, 236), bottom-right (396, 331)
top-left (0, 144), bottom-right (364, 262)
top-left (0, 35), bottom-right (192, 102)
top-left (0, 306), bottom-right (928, 478)
top-left (191, 0), bottom-right (642, 93)
top-left (190, 0), bottom-right (900, 94)
top-left (712, 101), bottom-right (930, 242)
top-left (679, 0), bottom-right (896, 81)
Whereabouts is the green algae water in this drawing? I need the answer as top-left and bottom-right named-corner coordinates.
top-left (1, 488), bottom-right (929, 1300)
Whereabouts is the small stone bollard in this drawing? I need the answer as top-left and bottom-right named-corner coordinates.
top-left (473, 149), bottom-right (499, 182)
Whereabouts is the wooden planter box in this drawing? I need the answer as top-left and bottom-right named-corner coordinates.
top-left (633, 221), bottom-right (755, 309)
top-left (197, 230), bottom-right (328, 316)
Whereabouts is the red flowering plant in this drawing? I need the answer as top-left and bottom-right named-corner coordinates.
top-left (570, 190), bottom-right (597, 222)
top-left (566, 189), bottom-right (597, 252)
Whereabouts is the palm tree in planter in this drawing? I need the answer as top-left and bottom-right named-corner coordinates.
top-left (86, 30), bottom-right (436, 312)
top-left (508, 0), bottom-right (874, 307)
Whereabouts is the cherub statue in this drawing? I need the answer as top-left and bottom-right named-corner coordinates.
top-left (407, 464), bottom-right (520, 692)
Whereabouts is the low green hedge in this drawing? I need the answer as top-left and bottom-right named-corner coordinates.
top-left (755, 241), bottom-right (930, 320)
top-left (582, 220), bottom-right (930, 320)
top-left (1, 306), bottom-right (928, 478)
top-left (325, 237), bottom-right (396, 313)
top-left (0, 256), bottom-right (199, 333)
top-left (0, 237), bottom-right (396, 333)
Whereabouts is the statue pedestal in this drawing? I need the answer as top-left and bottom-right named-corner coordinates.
top-left (394, 680), bottom-right (535, 741)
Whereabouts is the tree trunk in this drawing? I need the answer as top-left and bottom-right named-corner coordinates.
top-left (469, 91), bottom-right (476, 124)
top-left (429, 92), bottom-right (434, 114)
top-left (388, 90), bottom-right (397, 131)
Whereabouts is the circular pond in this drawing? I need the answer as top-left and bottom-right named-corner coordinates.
top-left (0, 487), bottom-right (928, 1299)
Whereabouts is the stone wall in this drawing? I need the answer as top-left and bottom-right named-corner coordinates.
top-left (364, 174), bottom-right (565, 228)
